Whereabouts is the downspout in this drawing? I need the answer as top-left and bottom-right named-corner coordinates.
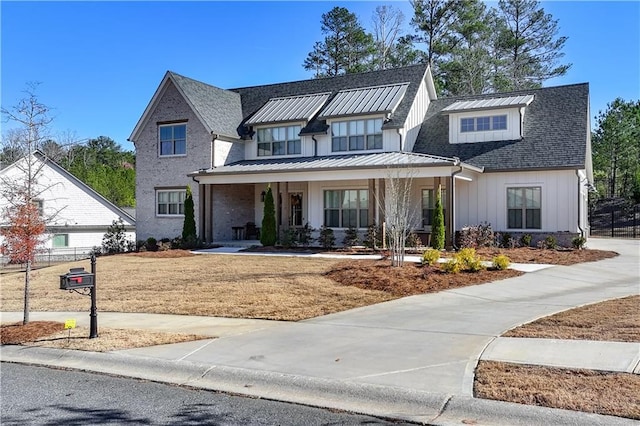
top-left (451, 158), bottom-right (463, 250)
top-left (210, 132), bottom-right (218, 168)
top-left (312, 135), bottom-right (318, 157)
top-left (519, 107), bottom-right (525, 139)
top-left (397, 129), bottom-right (403, 152)
top-left (576, 170), bottom-right (585, 237)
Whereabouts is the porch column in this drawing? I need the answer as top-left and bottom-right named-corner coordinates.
top-left (198, 184), bottom-right (205, 241)
top-left (378, 178), bottom-right (386, 224)
top-left (204, 184), bottom-right (213, 242)
top-left (275, 182), bottom-right (281, 238)
top-left (445, 176), bottom-right (454, 249)
top-left (282, 182), bottom-right (290, 229)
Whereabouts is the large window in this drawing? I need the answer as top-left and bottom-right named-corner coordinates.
top-left (159, 124), bottom-right (187, 156)
top-left (324, 189), bottom-right (369, 228)
top-left (52, 234), bottom-right (69, 248)
top-left (257, 125), bottom-right (301, 156)
top-left (507, 187), bottom-right (541, 229)
top-left (157, 190), bottom-right (186, 216)
top-left (331, 118), bottom-right (383, 152)
top-left (460, 115), bottom-right (507, 133)
top-left (422, 188), bottom-right (446, 227)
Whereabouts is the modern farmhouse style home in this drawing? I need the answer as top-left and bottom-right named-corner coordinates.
top-left (129, 64), bottom-right (592, 246)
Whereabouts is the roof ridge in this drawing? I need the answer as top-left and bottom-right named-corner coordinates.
top-left (439, 82), bottom-right (589, 102)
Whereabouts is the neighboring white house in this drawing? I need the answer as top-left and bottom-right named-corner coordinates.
top-left (129, 64), bottom-right (592, 247)
top-left (0, 152), bottom-right (136, 259)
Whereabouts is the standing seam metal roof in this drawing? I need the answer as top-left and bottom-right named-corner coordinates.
top-left (442, 94), bottom-right (534, 113)
top-left (319, 83), bottom-right (409, 118)
top-left (246, 92), bottom-right (331, 125)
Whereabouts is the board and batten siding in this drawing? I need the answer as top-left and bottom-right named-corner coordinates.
top-left (402, 75), bottom-right (431, 153)
top-left (455, 170), bottom-right (581, 233)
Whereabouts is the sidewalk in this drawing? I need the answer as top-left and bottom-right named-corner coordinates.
top-left (2, 237), bottom-right (639, 425)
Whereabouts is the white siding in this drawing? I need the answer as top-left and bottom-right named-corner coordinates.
top-left (403, 75), bottom-right (431, 153)
top-left (455, 170), bottom-right (580, 233)
top-left (449, 108), bottom-right (521, 144)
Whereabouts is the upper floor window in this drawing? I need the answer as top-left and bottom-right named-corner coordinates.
top-left (257, 125), bottom-right (301, 156)
top-left (324, 189), bottom-right (369, 228)
top-left (331, 118), bottom-right (383, 152)
top-left (31, 199), bottom-right (44, 216)
top-left (159, 124), bottom-right (186, 156)
top-left (460, 115), bottom-right (507, 133)
top-left (507, 187), bottom-right (541, 229)
top-left (157, 189), bottom-right (186, 216)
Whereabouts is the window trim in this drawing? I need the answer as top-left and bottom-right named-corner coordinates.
top-left (506, 186), bottom-right (542, 230)
top-left (158, 123), bottom-right (187, 157)
top-left (156, 189), bottom-right (187, 217)
top-left (460, 114), bottom-right (508, 133)
top-left (323, 189), bottom-right (369, 229)
top-left (330, 117), bottom-right (383, 153)
top-left (256, 124), bottom-right (302, 157)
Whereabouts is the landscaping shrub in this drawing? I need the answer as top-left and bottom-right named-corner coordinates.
top-left (456, 248), bottom-right (485, 272)
top-left (442, 258), bottom-right (462, 274)
top-left (421, 248), bottom-right (440, 266)
top-left (459, 222), bottom-right (495, 248)
top-left (280, 228), bottom-right (298, 249)
top-left (364, 223), bottom-right (383, 249)
top-left (260, 186), bottom-right (277, 246)
top-left (342, 226), bottom-right (359, 248)
top-left (492, 254), bottom-right (511, 270)
top-left (181, 185), bottom-right (196, 243)
top-left (572, 236), bottom-right (587, 249)
top-left (297, 223), bottom-right (315, 247)
top-left (430, 185), bottom-right (445, 250)
top-left (520, 234), bottom-right (532, 247)
top-left (543, 235), bottom-right (557, 249)
top-left (318, 225), bottom-right (335, 250)
top-left (145, 237), bottom-right (158, 252)
top-left (406, 231), bottom-right (422, 250)
top-left (101, 218), bottom-right (134, 254)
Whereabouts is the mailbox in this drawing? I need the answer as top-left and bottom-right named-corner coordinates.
top-left (60, 267), bottom-right (95, 290)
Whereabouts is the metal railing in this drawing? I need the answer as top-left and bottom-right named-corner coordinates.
top-left (1, 246), bottom-right (94, 269)
top-left (590, 205), bottom-right (639, 239)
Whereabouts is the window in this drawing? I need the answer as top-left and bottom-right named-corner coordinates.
top-left (257, 125), bottom-right (301, 156)
top-left (159, 124), bottom-right (186, 156)
top-left (422, 188), bottom-right (446, 227)
top-left (31, 199), bottom-right (44, 216)
top-left (331, 118), bottom-right (382, 152)
top-left (157, 190), bottom-right (186, 216)
top-left (324, 189), bottom-right (369, 228)
top-left (507, 187), bottom-right (541, 229)
top-left (460, 115), bottom-right (507, 132)
top-left (52, 234), bottom-right (68, 248)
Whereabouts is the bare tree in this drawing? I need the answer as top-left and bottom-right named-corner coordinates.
top-left (384, 167), bottom-right (419, 267)
top-left (371, 5), bottom-right (404, 70)
top-left (0, 83), bottom-right (56, 324)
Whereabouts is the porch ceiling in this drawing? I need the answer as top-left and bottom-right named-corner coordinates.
top-left (190, 152), bottom-right (483, 184)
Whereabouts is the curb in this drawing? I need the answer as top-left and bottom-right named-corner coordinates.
top-left (1, 345), bottom-right (635, 426)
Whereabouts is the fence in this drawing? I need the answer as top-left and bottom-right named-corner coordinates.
top-left (0, 247), bottom-right (94, 270)
top-left (590, 203), bottom-right (639, 239)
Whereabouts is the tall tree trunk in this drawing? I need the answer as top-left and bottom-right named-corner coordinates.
top-left (23, 259), bottom-right (31, 325)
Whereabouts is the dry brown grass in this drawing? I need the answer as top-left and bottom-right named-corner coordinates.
top-left (475, 361), bottom-right (640, 420)
top-left (0, 253), bottom-right (394, 321)
top-left (1, 321), bottom-right (207, 352)
top-left (504, 295), bottom-right (640, 342)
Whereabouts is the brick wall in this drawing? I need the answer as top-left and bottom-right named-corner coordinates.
top-left (211, 184), bottom-right (255, 240)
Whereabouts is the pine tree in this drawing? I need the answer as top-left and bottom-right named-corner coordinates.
top-left (182, 185), bottom-right (197, 246)
top-left (431, 184), bottom-right (445, 250)
top-left (260, 186), bottom-right (277, 246)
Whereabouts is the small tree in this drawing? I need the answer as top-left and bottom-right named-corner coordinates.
top-left (181, 185), bottom-right (197, 246)
top-left (260, 186), bottom-right (277, 246)
top-left (384, 167), bottom-right (418, 267)
top-left (101, 218), bottom-right (133, 254)
top-left (430, 184), bottom-right (445, 250)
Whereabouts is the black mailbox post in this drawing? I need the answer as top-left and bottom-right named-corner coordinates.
top-left (60, 268), bottom-right (95, 290)
top-left (59, 255), bottom-right (98, 338)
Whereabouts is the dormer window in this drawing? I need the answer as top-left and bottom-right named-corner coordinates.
top-left (257, 125), bottom-right (301, 156)
top-left (331, 118), bottom-right (383, 152)
top-left (460, 115), bottom-right (507, 133)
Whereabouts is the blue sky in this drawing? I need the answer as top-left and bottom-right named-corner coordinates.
top-left (2, 1), bottom-right (639, 153)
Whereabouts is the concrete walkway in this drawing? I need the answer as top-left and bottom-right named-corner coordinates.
top-left (2, 237), bottom-right (639, 425)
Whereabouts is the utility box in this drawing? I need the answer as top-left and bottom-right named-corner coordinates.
top-left (60, 267), bottom-right (95, 290)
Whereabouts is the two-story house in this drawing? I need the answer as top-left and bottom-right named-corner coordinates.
top-left (129, 64), bottom-right (592, 246)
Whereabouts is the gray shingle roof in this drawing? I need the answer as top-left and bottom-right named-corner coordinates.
top-left (169, 72), bottom-right (243, 139)
top-left (413, 83), bottom-right (590, 171)
top-left (230, 64), bottom-right (429, 136)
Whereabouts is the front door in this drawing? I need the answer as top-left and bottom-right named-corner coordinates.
top-left (290, 192), bottom-right (303, 227)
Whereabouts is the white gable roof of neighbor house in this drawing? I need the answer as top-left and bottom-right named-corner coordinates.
top-left (0, 152), bottom-right (135, 229)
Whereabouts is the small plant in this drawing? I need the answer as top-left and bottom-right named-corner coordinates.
top-left (430, 185), bottom-right (445, 250)
top-left (363, 223), bottom-right (383, 249)
top-left (459, 222), bottom-right (495, 248)
top-left (318, 225), bottom-right (335, 250)
top-left (572, 235), bottom-right (587, 249)
top-left (456, 247), bottom-right (485, 272)
top-left (297, 223), bottom-right (315, 247)
top-left (520, 234), bottom-right (532, 247)
top-left (421, 248), bottom-right (440, 266)
top-left (543, 235), bottom-right (557, 250)
top-left (101, 218), bottom-right (133, 254)
top-left (406, 231), bottom-right (422, 250)
top-left (145, 237), bottom-right (158, 252)
top-left (492, 254), bottom-right (511, 270)
top-left (280, 228), bottom-right (298, 249)
top-left (500, 232), bottom-right (512, 248)
top-left (442, 258), bottom-right (461, 274)
top-left (342, 226), bottom-right (359, 248)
